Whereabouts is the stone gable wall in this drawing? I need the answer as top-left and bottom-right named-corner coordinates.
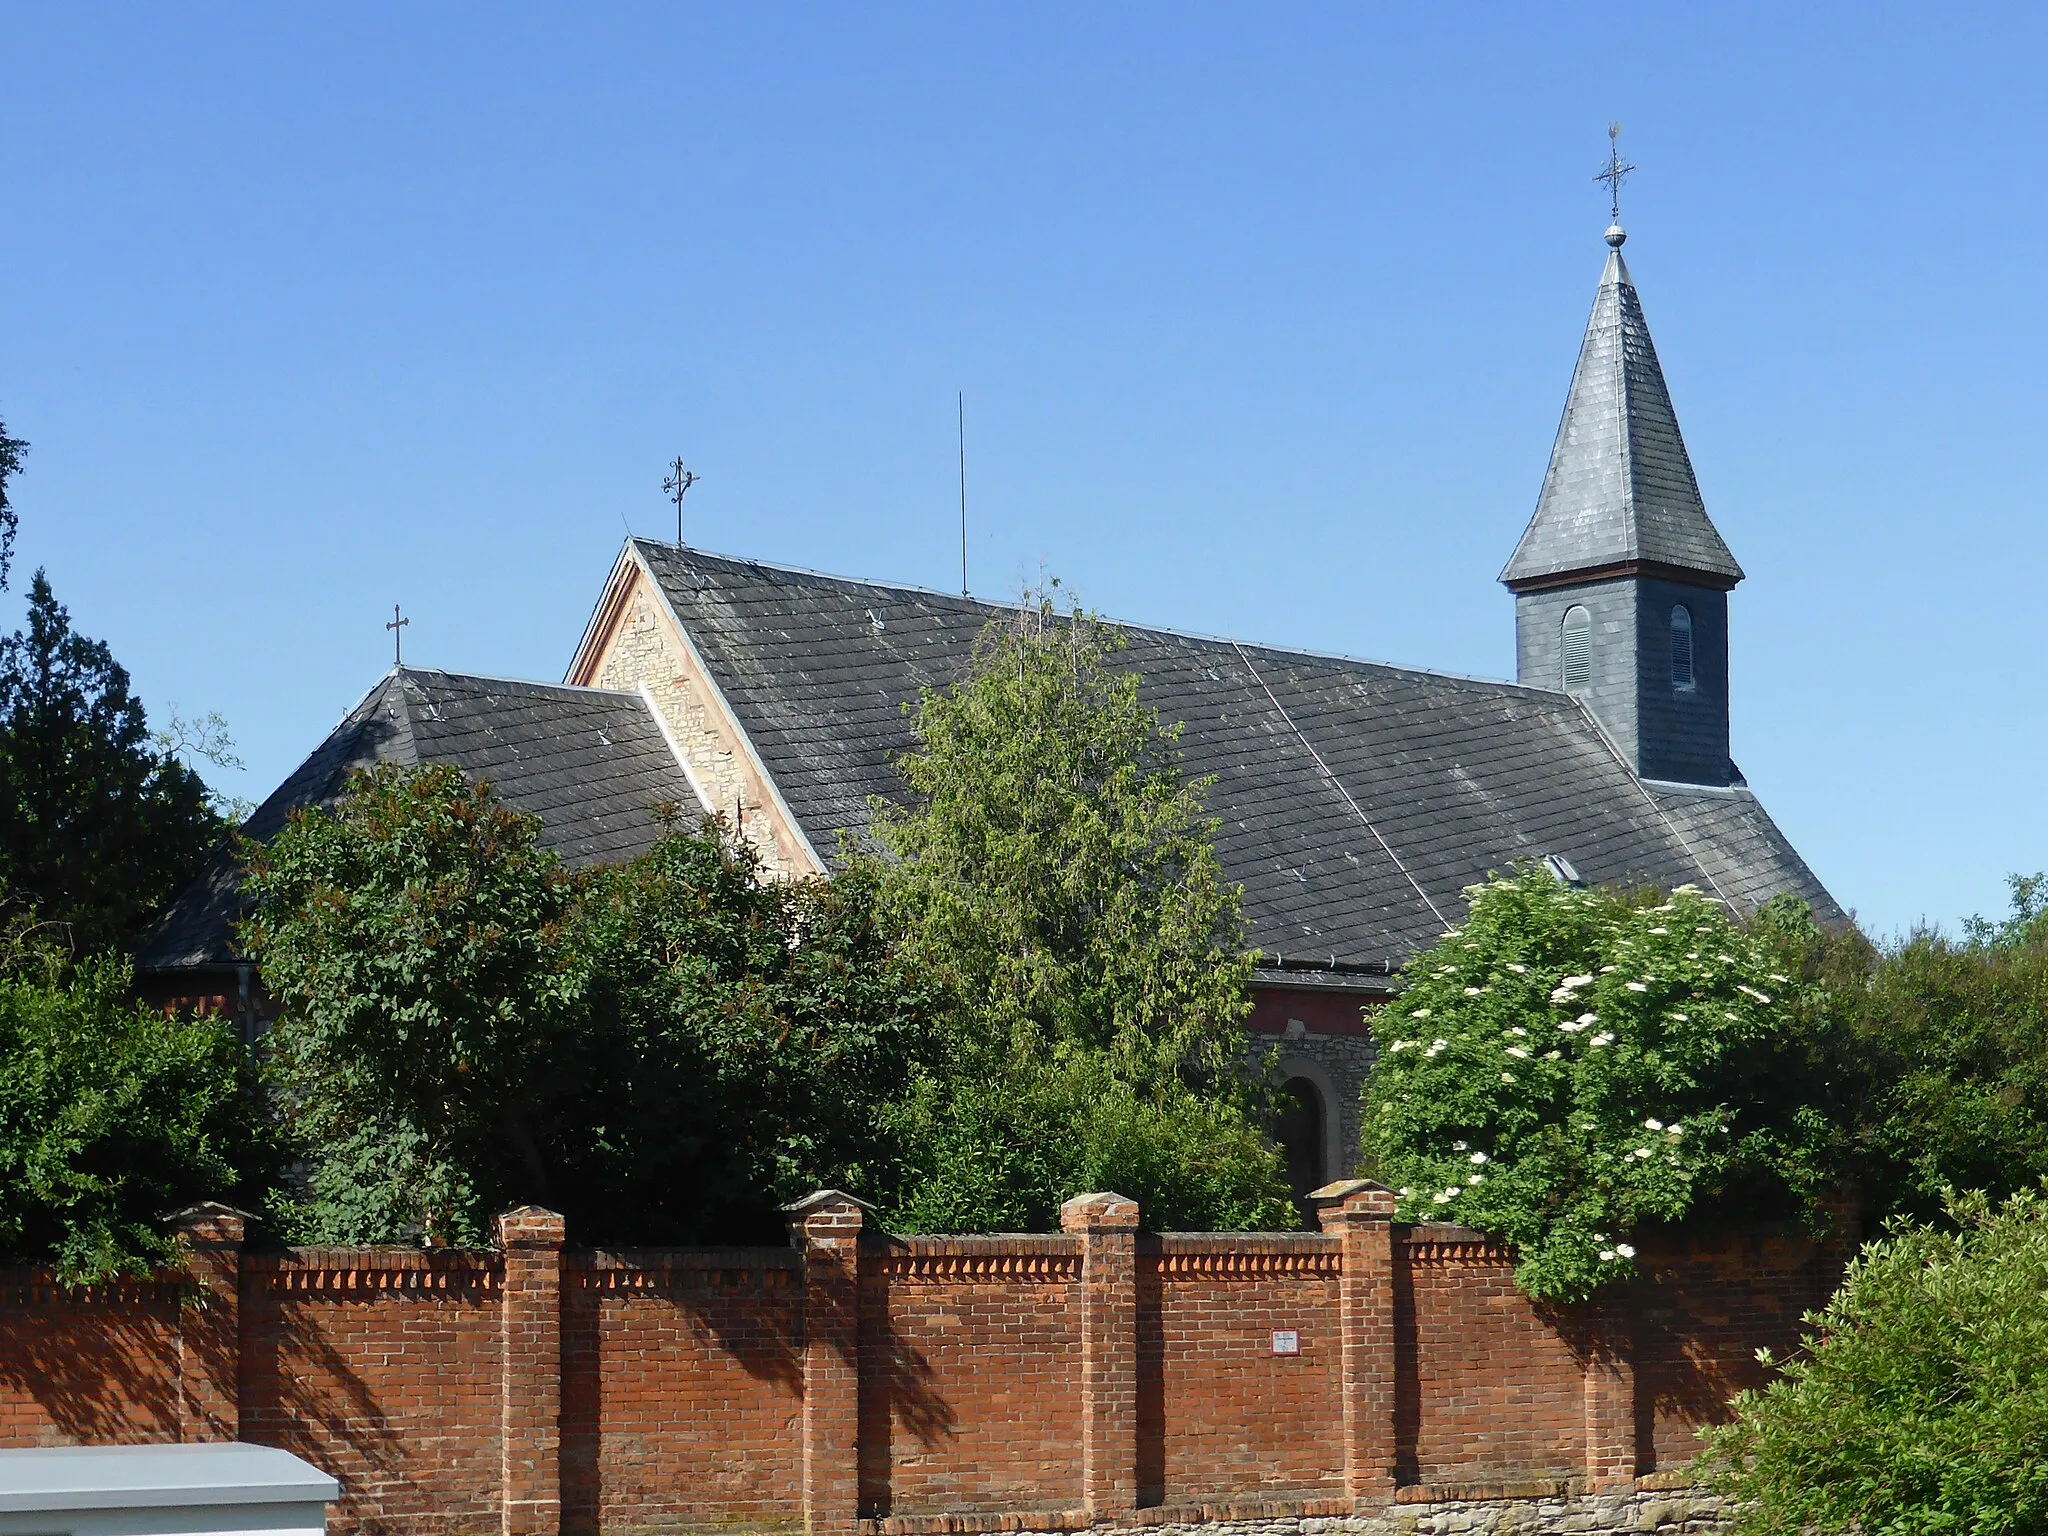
top-left (574, 557), bottom-right (820, 878)
top-left (0, 1197), bottom-right (1828, 1536)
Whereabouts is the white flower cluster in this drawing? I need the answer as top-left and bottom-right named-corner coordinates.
top-left (1548, 974), bottom-right (1594, 1004)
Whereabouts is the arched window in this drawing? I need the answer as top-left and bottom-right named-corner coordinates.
top-left (1274, 1077), bottom-right (1328, 1227)
top-left (1561, 605), bottom-right (1593, 690)
top-left (1670, 604), bottom-right (1695, 690)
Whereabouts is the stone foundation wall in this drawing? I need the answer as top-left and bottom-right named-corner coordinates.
top-left (990, 1488), bottom-right (1727, 1536)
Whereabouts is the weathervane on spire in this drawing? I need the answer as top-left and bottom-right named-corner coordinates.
top-left (663, 456), bottom-right (699, 546)
top-left (1595, 121), bottom-right (1635, 244)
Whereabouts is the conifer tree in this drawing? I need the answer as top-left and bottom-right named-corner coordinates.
top-left (865, 594), bottom-right (1292, 1232)
top-left (0, 412), bottom-right (24, 592)
top-left (0, 573), bottom-right (226, 952)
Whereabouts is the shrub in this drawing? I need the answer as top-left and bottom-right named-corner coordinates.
top-left (1363, 870), bottom-right (1833, 1302)
top-left (1708, 1188), bottom-right (2048, 1536)
top-left (0, 948), bottom-right (263, 1280)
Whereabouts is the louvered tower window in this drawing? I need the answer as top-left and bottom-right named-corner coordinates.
top-left (1670, 605), bottom-right (1695, 690)
top-left (1560, 606), bottom-right (1593, 690)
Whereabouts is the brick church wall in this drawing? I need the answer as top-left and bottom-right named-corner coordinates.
top-left (1140, 1237), bottom-right (1344, 1505)
top-left (239, 1249), bottom-right (507, 1536)
top-left (858, 1238), bottom-right (1083, 1516)
top-left (1397, 1230), bottom-right (1585, 1486)
top-left (0, 1194), bottom-right (1839, 1536)
top-left (562, 1248), bottom-right (805, 1533)
top-left (0, 1272), bottom-right (183, 1445)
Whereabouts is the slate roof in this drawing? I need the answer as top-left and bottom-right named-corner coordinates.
top-left (1501, 234), bottom-right (1745, 589)
top-left (634, 540), bottom-right (1839, 968)
top-left (137, 669), bottom-right (696, 969)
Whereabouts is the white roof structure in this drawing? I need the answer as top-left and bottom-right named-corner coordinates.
top-left (0, 1444), bottom-right (336, 1536)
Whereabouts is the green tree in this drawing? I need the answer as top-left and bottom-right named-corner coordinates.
top-left (571, 830), bottom-right (932, 1242)
top-left (1708, 1189), bottom-right (2048, 1536)
top-left (242, 763), bottom-right (591, 1246)
top-left (864, 596), bottom-right (1292, 1232)
top-left (1762, 879), bottom-right (2048, 1229)
top-left (1363, 870), bottom-right (1836, 1303)
top-left (0, 572), bottom-right (227, 953)
top-left (0, 413), bottom-right (24, 592)
top-left (0, 941), bottom-right (268, 1281)
top-left (244, 764), bottom-right (933, 1245)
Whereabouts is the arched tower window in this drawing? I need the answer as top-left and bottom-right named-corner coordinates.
top-left (1560, 605), bottom-right (1593, 690)
top-left (1670, 605), bottom-right (1695, 690)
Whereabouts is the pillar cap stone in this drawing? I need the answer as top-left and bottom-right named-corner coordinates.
top-left (1059, 1192), bottom-right (1141, 1233)
top-left (1310, 1179), bottom-right (1397, 1226)
top-left (167, 1203), bottom-right (255, 1243)
top-left (779, 1189), bottom-right (876, 1216)
top-left (782, 1189), bottom-right (871, 1248)
top-left (496, 1206), bottom-right (567, 1247)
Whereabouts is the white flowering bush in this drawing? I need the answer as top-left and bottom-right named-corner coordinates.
top-left (1364, 869), bottom-right (1810, 1304)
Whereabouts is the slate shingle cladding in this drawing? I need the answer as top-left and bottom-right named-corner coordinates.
top-left (1501, 242), bottom-right (1743, 589)
top-left (141, 542), bottom-right (1841, 982)
top-left (138, 669), bottom-right (696, 970)
top-left (633, 539), bottom-right (1841, 968)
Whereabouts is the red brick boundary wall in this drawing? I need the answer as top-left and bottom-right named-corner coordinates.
top-left (0, 1189), bottom-right (1841, 1536)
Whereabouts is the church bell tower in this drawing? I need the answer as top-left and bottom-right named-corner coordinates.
top-left (1501, 215), bottom-right (1744, 787)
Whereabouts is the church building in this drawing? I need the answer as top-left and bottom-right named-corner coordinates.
top-left (141, 220), bottom-right (1840, 1202)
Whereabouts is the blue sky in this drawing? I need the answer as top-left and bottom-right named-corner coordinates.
top-left (2, 4), bottom-right (2041, 940)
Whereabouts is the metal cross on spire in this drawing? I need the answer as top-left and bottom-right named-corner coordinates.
top-left (1595, 121), bottom-right (1636, 229)
top-left (386, 604), bottom-right (409, 667)
top-left (663, 456), bottom-right (699, 546)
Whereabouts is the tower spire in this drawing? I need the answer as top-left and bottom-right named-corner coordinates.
top-left (1501, 147), bottom-right (1740, 593)
top-left (1500, 144), bottom-right (1744, 787)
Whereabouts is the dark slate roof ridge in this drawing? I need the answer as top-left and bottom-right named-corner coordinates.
top-left (392, 665), bottom-right (640, 701)
top-left (137, 666), bottom-right (701, 972)
top-left (632, 537), bottom-right (1580, 707)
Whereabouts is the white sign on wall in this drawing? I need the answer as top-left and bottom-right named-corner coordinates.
top-left (1271, 1330), bottom-right (1300, 1355)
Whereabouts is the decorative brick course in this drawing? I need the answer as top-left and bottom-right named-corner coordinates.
top-left (0, 1194), bottom-right (1824, 1536)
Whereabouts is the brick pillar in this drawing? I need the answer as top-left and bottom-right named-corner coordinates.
top-left (170, 1203), bottom-right (245, 1443)
top-left (1582, 1294), bottom-right (1636, 1491)
top-left (785, 1190), bottom-right (868, 1536)
top-left (1314, 1179), bottom-right (1398, 1510)
top-left (499, 1206), bottom-right (566, 1536)
top-left (1059, 1192), bottom-right (1140, 1518)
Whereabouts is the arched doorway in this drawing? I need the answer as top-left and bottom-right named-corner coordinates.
top-left (1274, 1077), bottom-right (1327, 1229)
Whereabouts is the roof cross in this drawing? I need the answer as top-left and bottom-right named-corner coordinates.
top-left (663, 456), bottom-right (699, 546)
top-left (1595, 121), bottom-right (1636, 228)
top-left (386, 604), bottom-right (409, 667)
